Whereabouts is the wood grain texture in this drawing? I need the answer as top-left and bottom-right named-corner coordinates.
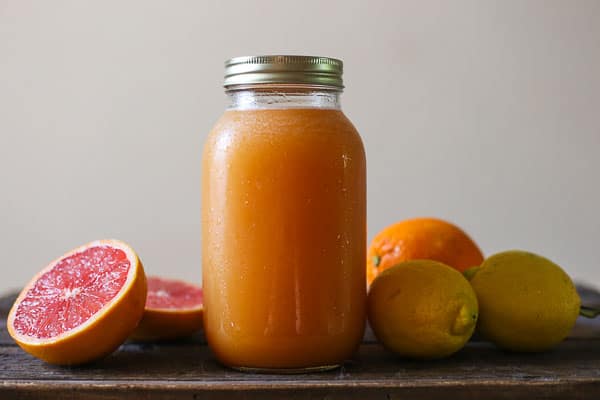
top-left (2, 290), bottom-right (600, 399)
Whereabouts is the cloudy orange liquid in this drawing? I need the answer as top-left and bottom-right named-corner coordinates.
top-left (202, 108), bottom-right (366, 369)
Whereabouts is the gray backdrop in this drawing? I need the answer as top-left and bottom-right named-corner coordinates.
top-left (1, 0), bottom-right (599, 292)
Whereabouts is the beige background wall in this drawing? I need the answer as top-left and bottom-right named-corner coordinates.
top-left (1, 0), bottom-right (599, 292)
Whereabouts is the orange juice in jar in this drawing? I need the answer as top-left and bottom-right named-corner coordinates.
top-left (202, 56), bottom-right (366, 372)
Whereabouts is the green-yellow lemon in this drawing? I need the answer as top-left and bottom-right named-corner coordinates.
top-left (367, 260), bottom-right (478, 359)
top-left (469, 250), bottom-right (580, 352)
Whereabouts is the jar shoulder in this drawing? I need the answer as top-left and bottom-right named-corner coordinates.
top-left (205, 109), bottom-right (364, 154)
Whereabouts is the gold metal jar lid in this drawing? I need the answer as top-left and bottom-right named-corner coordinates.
top-left (224, 55), bottom-right (344, 89)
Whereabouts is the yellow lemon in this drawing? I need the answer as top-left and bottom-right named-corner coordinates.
top-left (469, 250), bottom-right (581, 352)
top-left (367, 260), bottom-right (478, 359)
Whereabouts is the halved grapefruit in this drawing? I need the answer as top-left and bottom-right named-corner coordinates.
top-left (130, 276), bottom-right (203, 341)
top-left (7, 239), bottom-right (147, 365)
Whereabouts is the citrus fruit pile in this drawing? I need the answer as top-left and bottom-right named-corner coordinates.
top-left (7, 240), bottom-right (203, 365)
top-left (6, 220), bottom-right (596, 366)
top-left (367, 217), bottom-right (591, 359)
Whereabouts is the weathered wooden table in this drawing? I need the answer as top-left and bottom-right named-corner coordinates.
top-left (2, 289), bottom-right (600, 399)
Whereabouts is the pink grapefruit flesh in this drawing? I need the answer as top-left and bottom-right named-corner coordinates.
top-left (8, 239), bottom-right (147, 365)
top-left (146, 276), bottom-right (203, 310)
top-left (13, 246), bottom-right (131, 339)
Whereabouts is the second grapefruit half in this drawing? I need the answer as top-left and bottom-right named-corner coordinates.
top-left (130, 276), bottom-right (204, 341)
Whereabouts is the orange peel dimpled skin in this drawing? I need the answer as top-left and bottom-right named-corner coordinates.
top-left (367, 218), bottom-right (484, 286)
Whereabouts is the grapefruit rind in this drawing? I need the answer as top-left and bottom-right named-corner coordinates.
top-left (7, 239), bottom-right (147, 365)
top-left (130, 277), bottom-right (203, 342)
top-left (130, 307), bottom-right (204, 341)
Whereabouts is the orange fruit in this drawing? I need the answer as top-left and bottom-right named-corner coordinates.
top-left (367, 217), bottom-right (484, 285)
top-left (7, 239), bottom-right (147, 365)
top-left (130, 276), bottom-right (204, 341)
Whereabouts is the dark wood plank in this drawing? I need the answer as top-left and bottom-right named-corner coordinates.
top-left (0, 292), bottom-right (16, 345)
top-left (2, 381), bottom-right (599, 400)
top-left (2, 339), bottom-right (600, 381)
top-left (2, 340), bottom-right (600, 399)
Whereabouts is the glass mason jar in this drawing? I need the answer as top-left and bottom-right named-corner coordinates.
top-left (202, 55), bottom-right (366, 372)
